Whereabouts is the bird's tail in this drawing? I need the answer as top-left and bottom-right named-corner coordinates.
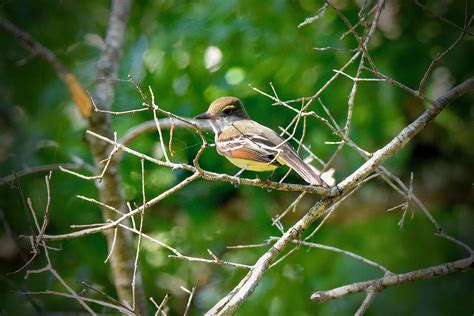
top-left (279, 150), bottom-right (329, 187)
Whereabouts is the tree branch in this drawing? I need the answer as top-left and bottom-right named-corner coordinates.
top-left (0, 163), bottom-right (89, 186)
top-left (311, 255), bottom-right (473, 303)
top-left (334, 76), bottom-right (474, 196)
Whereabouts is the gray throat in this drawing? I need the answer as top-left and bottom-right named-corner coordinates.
top-left (209, 116), bottom-right (242, 144)
top-left (211, 116), bottom-right (241, 134)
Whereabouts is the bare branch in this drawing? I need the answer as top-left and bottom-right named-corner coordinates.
top-left (132, 159), bottom-right (146, 312)
top-left (121, 118), bottom-right (211, 147)
top-left (24, 290), bottom-right (131, 314)
top-left (151, 293), bottom-right (170, 316)
top-left (313, 46), bottom-right (356, 52)
top-left (60, 132), bottom-right (120, 182)
top-left (335, 76), bottom-right (474, 196)
top-left (169, 252), bottom-right (251, 270)
top-left (0, 163), bottom-right (87, 186)
top-left (118, 224), bottom-right (182, 256)
top-left (326, 0), bottom-right (380, 72)
top-left (355, 290), bottom-right (378, 316)
top-left (272, 192), bottom-right (306, 225)
top-left (311, 255), bottom-right (473, 303)
top-left (78, 281), bottom-right (135, 314)
top-left (183, 286), bottom-right (196, 316)
top-left (290, 239), bottom-right (391, 275)
top-left (104, 227), bottom-right (118, 263)
top-left (35, 172), bottom-right (52, 248)
top-left (418, 15), bottom-right (473, 93)
top-left (89, 89), bottom-right (148, 115)
top-left (149, 86), bottom-right (170, 162)
top-left (298, 3), bottom-right (328, 28)
top-left (22, 202), bottom-right (97, 314)
top-left (324, 55), bottom-right (367, 170)
top-left (414, 0), bottom-right (474, 36)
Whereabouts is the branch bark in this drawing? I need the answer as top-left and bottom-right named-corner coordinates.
top-left (311, 255), bottom-right (473, 302)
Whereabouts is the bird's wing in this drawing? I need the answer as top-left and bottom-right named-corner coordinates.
top-left (219, 120), bottom-right (328, 187)
top-left (217, 124), bottom-right (282, 166)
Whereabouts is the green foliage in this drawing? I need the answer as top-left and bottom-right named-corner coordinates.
top-left (1, 0), bottom-right (473, 314)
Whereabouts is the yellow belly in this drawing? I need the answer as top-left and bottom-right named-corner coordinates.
top-left (226, 157), bottom-right (279, 172)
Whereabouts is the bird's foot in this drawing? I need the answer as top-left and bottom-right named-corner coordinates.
top-left (233, 169), bottom-right (245, 187)
top-left (266, 170), bottom-right (276, 182)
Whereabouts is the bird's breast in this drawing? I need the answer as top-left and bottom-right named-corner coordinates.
top-left (225, 156), bottom-right (279, 172)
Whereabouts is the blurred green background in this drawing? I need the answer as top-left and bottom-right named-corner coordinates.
top-left (1, 0), bottom-right (473, 315)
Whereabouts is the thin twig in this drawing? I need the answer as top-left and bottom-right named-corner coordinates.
top-left (23, 290), bottom-right (130, 314)
top-left (286, 239), bottom-right (391, 274)
top-left (326, 0), bottom-right (379, 72)
top-left (0, 163), bottom-right (86, 186)
top-left (414, 0), bottom-right (474, 36)
top-left (79, 281), bottom-right (134, 314)
top-left (418, 14), bottom-right (473, 93)
top-left (60, 133), bottom-right (120, 182)
top-left (355, 290), bottom-right (378, 316)
top-left (149, 86), bottom-right (170, 162)
top-left (132, 159), bottom-right (146, 312)
top-left (183, 286), bottom-right (196, 316)
top-left (152, 293), bottom-right (170, 316)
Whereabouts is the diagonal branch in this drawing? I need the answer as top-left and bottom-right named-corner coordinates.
top-left (0, 19), bottom-right (92, 117)
top-left (311, 255), bottom-right (473, 303)
top-left (334, 76), bottom-right (474, 195)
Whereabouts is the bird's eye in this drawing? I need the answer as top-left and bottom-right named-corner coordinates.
top-left (223, 107), bottom-right (234, 115)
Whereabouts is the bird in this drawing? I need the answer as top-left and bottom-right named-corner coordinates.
top-left (194, 96), bottom-right (329, 187)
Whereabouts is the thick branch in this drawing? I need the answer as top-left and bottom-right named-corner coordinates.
top-left (333, 76), bottom-right (474, 196)
top-left (311, 255), bottom-right (473, 302)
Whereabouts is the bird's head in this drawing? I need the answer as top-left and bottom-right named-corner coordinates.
top-left (194, 96), bottom-right (249, 122)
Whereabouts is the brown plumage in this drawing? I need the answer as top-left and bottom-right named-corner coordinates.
top-left (194, 97), bottom-right (329, 187)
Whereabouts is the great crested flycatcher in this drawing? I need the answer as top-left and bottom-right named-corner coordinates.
top-left (194, 96), bottom-right (329, 187)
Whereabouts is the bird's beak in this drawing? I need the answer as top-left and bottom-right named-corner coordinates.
top-left (194, 111), bottom-right (212, 120)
